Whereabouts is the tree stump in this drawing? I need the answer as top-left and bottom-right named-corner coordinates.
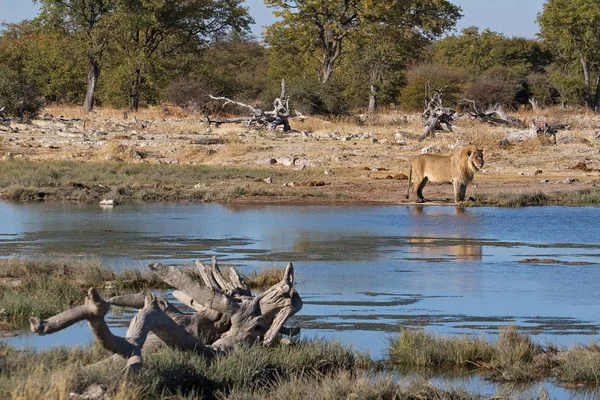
top-left (30, 257), bottom-right (302, 370)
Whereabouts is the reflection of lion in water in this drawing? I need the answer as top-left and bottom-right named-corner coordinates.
top-left (405, 146), bottom-right (484, 204)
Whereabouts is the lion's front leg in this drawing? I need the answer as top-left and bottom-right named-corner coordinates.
top-left (453, 180), bottom-right (467, 204)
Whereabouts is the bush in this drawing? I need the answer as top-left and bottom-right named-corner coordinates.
top-left (164, 76), bottom-right (223, 114)
top-left (0, 65), bottom-right (43, 119)
top-left (274, 78), bottom-right (352, 116)
top-left (463, 66), bottom-right (523, 108)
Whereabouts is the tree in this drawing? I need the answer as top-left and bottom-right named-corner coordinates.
top-left (35, 0), bottom-right (114, 112)
top-left (433, 27), bottom-right (551, 75)
top-left (538, 0), bottom-right (600, 110)
top-left (110, 0), bottom-right (253, 111)
top-left (264, 0), bottom-right (460, 111)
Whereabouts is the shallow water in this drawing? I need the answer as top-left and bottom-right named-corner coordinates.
top-left (2, 202), bottom-right (600, 396)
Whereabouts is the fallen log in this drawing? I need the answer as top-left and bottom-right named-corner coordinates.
top-left (30, 257), bottom-right (302, 370)
top-left (499, 120), bottom-right (570, 146)
top-left (460, 100), bottom-right (521, 127)
top-left (208, 79), bottom-right (294, 132)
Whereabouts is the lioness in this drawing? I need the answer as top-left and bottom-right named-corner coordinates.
top-left (405, 146), bottom-right (484, 204)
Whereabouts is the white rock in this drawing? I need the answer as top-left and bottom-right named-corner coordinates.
top-left (99, 199), bottom-right (118, 206)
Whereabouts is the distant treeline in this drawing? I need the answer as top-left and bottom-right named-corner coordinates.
top-left (0, 0), bottom-right (598, 117)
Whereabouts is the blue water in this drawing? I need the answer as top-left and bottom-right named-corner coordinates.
top-left (1, 202), bottom-right (600, 397)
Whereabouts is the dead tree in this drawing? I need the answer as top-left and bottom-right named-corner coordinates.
top-left (29, 257), bottom-right (302, 370)
top-left (208, 79), bottom-right (293, 132)
top-left (420, 84), bottom-right (458, 141)
top-left (0, 106), bottom-right (15, 132)
top-left (530, 120), bottom-right (570, 144)
top-left (460, 99), bottom-right (522, 127)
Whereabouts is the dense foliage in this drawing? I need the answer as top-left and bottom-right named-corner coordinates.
top-left (1, 1), bottom-right (599, 115)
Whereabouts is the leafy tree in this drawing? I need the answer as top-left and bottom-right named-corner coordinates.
top-left (433, 27), bottom-right (551, 75)
top-left (264, 0), bottom-right (460, 112)
top-left (109, 0), bottom-right (253, 111)
top-left (0, 20), bottom-right (86, 104)
top-left (538, 0), bottom-right (600, 109)
top-left (35, 0), bottom-right (114, 112)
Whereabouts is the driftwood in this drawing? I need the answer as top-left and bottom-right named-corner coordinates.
top-left (460, 100), bottom-right (521, 127)
top-left (207, 79), bottom-right (297, 132)
top-left (500, 120), bottom-right (570, 146)
top-left (0, 106), bottom-right (16, 132)
top-left (420, 84), bottom-right (458, 141)
top-left (30, 257), bottom-right (302, 370)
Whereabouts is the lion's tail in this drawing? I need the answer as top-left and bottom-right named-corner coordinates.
top-left (405, 160), bottom-right (412, 199)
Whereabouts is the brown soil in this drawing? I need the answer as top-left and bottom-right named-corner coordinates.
top-left (1, 107), bottom-right (599, 205)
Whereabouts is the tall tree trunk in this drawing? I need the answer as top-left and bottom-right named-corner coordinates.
top-left (130, 69), bottom-right (142, 112)
top-left (368, 84), bottom-right (378, 114)
top-left (83, 60), bottom-right (100, 113)
top-left (320, 60), bottom-right (334, 84)
top-left (580, 53), bottom-right (592, 108)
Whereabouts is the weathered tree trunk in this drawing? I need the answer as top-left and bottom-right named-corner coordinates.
top-left (368, 84), bottom-right (378, 114)
top-left (580, 53), bottom-right (593, 109)
top-left (420, 84), bottom-right (457, 141)
top-left (30, 257), bottom-right (302, 370)
top-left (130, 69), bottom-right (143, 112)
top-left (83, 60), bottom-right (101, 113)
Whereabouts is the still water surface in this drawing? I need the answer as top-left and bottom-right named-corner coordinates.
top-left (1, 202), bottom-right (599, 396)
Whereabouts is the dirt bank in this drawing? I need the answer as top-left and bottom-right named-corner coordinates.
top-left (0, 107), bottom-right (598, 205)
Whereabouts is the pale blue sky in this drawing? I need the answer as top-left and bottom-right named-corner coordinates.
top-left (1, 0), bottom-right (545, 39)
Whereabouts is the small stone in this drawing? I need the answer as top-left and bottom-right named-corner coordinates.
top-left (99, 199), bottom-right (118, 206)
top-left (264, 177), bottom-right (273, 184)
top-left (371, 137), bottom-right (378, 143)
top-left (540, 179), bottom-right (549, 183)
top-left (564, 177), bottom-right (579, 184)
top-left (277, 157), bottom-right (296, 166)
top-left (324, 169), bottom-right (333, 175)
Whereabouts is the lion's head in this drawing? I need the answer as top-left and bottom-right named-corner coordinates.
top-left (463, 146), bottom-right (484, 171)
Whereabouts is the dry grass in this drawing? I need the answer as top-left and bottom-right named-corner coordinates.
top-left (243, 265), bottom-right (285, 288)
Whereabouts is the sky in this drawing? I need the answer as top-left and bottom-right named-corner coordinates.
top-left (0, 0), bottom-right (546, 39)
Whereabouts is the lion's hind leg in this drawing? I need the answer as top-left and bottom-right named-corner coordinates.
top-left (416, 177), bottom-right (429, 203)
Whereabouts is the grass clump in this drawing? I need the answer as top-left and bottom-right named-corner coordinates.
top-left (554, 344), bottom-right (600, 384)
top-left (0, 277), bottom-right (85, 328)
top-left (388, 327), bottom-right (563, 382)
top-left (470, 192), bottom-right (550, 207)
top-left (226, 372), bottom-right (480, 400)
top-left (388, 328), bottom-right (495, 368)
top-left (243, 266), bottom-right (285, 288)
top-left (470, 188), bottom-right (600, 207)
top-left (0, 258), bottom-right (167, 330)
top-left (0, 339), bottom-right (359, 399)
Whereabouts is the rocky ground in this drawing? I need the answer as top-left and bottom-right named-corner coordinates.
top-left (0, 106), bottom-right (599, 205)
